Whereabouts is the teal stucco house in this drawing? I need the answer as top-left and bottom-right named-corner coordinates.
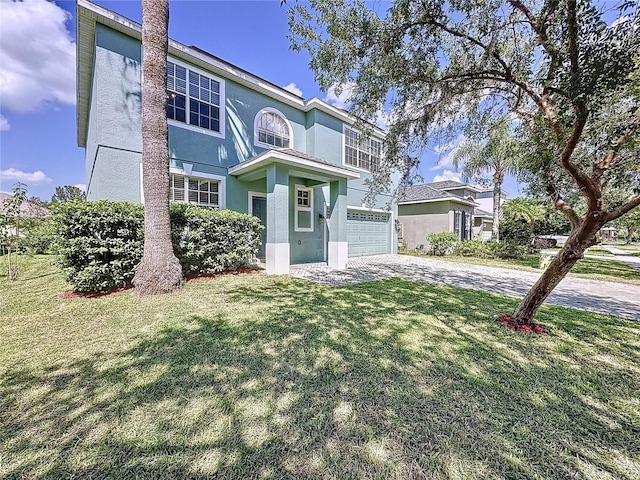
top-left (76, 0), bottom-right (399, 274)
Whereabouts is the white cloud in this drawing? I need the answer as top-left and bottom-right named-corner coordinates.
top-left (283, 83), bottom-right (303, 97)
top-left (324, 83), bottom-right (354, 110)
top-left (433, 170), bottom-right (461, 183)
top-left (0, 114), bottom-right (9, 131)
top-left (0, 168), bottom-right (53, 186)
top-left (74, 184), bottom-right (87, 192)
top-left (0, 0), bottom-right (75, 113)
top-left (431, 134), bottom-right (466, 171)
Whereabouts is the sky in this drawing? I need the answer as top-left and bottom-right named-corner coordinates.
top-left (0, 0), bottom-right (523, 202)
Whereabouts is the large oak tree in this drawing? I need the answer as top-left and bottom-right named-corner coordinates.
top-left (289, 0), bottom-right (640, 324)
top-left (133, 0), bottom-right (183, 295)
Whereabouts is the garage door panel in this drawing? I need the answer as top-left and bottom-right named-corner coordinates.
top-left (347, 210), bottom-right (390, 256)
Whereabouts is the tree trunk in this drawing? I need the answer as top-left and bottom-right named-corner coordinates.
top-left (512, 222), bottom-right (600, 324)
top-left (491, 172), bottom-right (504, 242)
top-left (133, 0), bottom-right (183, 295)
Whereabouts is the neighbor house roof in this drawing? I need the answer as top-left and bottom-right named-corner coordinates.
top-left (76, 0), bottom-right (387, 147)
top-left (474, 208), bottom-right (493, 218)
top-left (429, 180), bottom-right (483, 193)
top-left (0, 193), bottom-right (50, 219)
top-left (398, 184), bottom-right (477, 207)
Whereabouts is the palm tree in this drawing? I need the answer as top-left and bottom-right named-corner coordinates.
top-left (133, 0), bottom-right (183, 295)
top-left (503, 198), bottom-right (545, 229)
top-left (453, 119), bottom-right (521, 241)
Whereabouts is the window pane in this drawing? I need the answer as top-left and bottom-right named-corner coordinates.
top-left (190, 112), bottom-right (199, 125)
top-left (176, 108), bottom-right (186, 123)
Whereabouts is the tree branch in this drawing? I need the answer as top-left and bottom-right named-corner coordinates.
top-left (605, 193), bottom-right (640, 223)
top-left (593, 113), bottom-right (640, 179)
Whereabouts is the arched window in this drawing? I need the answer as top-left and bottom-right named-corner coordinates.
top-left (255, 109), bottom-right (291, 148)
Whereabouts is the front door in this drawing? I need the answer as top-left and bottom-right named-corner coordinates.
top-left (252, 196), bottom-right (267, 259)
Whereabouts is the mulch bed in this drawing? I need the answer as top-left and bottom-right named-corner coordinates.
top-left (495, 314), bottom-right (548, 335)
top-left (61, 266), bottom-right (261, 299)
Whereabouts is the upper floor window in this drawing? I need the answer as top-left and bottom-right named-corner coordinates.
top-left (344, 127), bottom-right (381, 172)
top-left (167, 61), bottom-right (223, 135)
top-left (170, 174), bottom-right (220, 208)
top-left (255, 108), bottom-right (291, 148)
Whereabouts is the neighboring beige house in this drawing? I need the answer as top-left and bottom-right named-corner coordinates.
top-left (1, 193), bottom-right (49, 237)
top-left (398, 181), bottom-right (477, 249)
top-left (473, 208), bottom-right (494, 241)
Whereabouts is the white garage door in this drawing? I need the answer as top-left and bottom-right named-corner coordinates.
top-left (347, 210), bottom-right (390, 256)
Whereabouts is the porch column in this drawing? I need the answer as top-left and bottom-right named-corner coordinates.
top-left (328, 178), bottom-right (348, 269)
top-left (266, 164), bottom-right (290, 274)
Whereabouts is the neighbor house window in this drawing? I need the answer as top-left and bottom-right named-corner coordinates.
top-left (170, 174), bottom-right (220, 207)
top-left (344, 127), bottom-right (381, 172)
top-left (167, 61), bottom-right (223, 134)
top-left (295, 185), bottom-right (313, 232)
top-left (255, 109), bottom-right (291, 148)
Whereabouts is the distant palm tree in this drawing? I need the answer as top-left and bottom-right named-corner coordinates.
top-left (453, 119), bottom-right (521, 241)
top-left (503, 198), bottom-right (545, 229)
top-left (133, 0), bottom-right (183, 295)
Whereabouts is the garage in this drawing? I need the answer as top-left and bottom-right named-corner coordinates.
top-left (347, 209), bottom-right (391, 256)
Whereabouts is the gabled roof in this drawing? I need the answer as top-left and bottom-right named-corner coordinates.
top-left (398, 184), bottom-right (477, 207)
top-left (429, 180), bottom-right (483, 193)
top-left (76, 0), bottom-right (386, 147)
top-left (474, 208), bottom-right (493, 218)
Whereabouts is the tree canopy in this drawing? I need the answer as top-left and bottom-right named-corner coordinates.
top-left (289, 0), bottom-right (640, 324)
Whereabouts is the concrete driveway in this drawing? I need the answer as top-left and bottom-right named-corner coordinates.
top-left (290, 254), bottom-right (640, 321)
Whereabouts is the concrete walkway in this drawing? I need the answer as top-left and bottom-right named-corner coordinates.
top-left (290, 254), bottom-right (640, 320)
top-left (600, 245), bottom-right (640, 272)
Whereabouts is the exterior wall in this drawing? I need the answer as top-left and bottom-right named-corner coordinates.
top-left (474, 218), bottom-right (493, 241)
top-left (83, 21), bottom-right (398, 262)
top-left (446, 187), bottom-right (476, 200)
top-left (398, 201), bottom-right (474, 249)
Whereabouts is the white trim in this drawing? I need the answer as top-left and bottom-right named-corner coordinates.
top-left (342, 125), bottom-right (383, 173)
top-left (347, 205), bottom-right (389, 213)
top-left (168, 167), bottom-right (226, 209)
top-left (229, 150), bottom-right (360, 180)
top-left (294, 184), bottom-right (313, 233)
top-left (248, 191), bottom-right (267, 216)
top-left (266, 243), bottom-right (290, 275)
top-left (166, 56), bottom-right (226, 139)
top-left (253, 107), bottom-right (294, 149)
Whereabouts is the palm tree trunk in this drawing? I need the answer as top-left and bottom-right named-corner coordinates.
top-left (133, 0), bottom-right (183, 295)
top-left (491, 171), bottom-right (504, 242)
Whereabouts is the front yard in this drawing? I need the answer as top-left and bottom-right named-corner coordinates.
top-left (2, 256), bottom-right (639, 479)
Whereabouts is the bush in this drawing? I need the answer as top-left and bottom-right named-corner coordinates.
top-left (53, 201), bottom-right (145, 291)
top-left (488, 242), bottom-right (528, 259)
top-left (169, 203), bottom-right (262, 275)
top-left (453, 240), bottom-right (492, 258)
top-left (53, 201), bottom-right (263, 291)
top-left (16, 218), bottom-right (58, 254)
top-left (427, 232), bottom-right (459, 256)
top-left (499, 220), bottom-right (533, 246)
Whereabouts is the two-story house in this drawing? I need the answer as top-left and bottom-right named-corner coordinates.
top-left (76, 0), bottom-right (398, 275)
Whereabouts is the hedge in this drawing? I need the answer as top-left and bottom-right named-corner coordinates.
top-left (53, 201), bottom-right (263, 291)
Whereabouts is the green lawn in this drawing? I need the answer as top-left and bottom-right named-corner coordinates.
top-left (585, 246), bottom-right (614, 256)
top-left (2, 256), bottom-right (639, 479)
top-left (401, 250), bottom-right (640, 286)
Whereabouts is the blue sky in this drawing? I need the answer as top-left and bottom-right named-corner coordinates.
top-left (0, 0), bottom-right (523, 201)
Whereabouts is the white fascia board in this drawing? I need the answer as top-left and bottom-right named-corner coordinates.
top-left (441, 185), bottom-right (483, 193)
top-left (229, 151), bottom-right (361, 180)
top-left (347, 205), bottom-right (390, 214)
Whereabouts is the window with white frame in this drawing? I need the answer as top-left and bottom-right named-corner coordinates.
top-left (255, 110), bottom-right (291, 148)
top-left (167, 61), bottom-right (222, 133)
top-left (170, 174), bottom-right (220, 207)
top-left (344, 127), bottom-right (382, 172)
top-left (295, 185), bottom-right (313, 232)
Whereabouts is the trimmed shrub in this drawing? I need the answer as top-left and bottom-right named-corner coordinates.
top-left (488, 241), bottom-right (528, 259)
top-left (499, 219), bottom-right (533, 246)
top-left (53, 201), bottom-right (145, 291)
top-left (169, 203), bottom-right (262, 275)
top-left (53, 201), bottom-right (263, 291)
top-left (427, 232), bottom-right (459, 256)
top-left (453, 240), bottom-right (492, 258)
